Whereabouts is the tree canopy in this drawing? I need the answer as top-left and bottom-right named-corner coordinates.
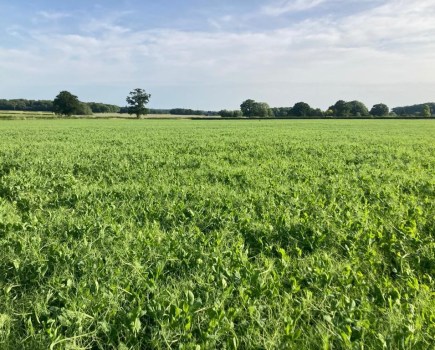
top-left (327, 100), bottom-right (371, 117)
top-left (253, 102), bottom-right (273, 118)
top-left (329, 100), bottom-right (351, 117)
top-left (392, 103), bottom-right (435, 116)
top-left (291, 102), bottom-right (311, 117)
top-left (219, 110), bottom-right (243, 118)
top-left (126, 88), bottom-right (151, 118)
top-left (240, 99), bottom-right (273, 118)
top-left (240, 99), bottom-right (257, 117)
top-left (370, 103), bottom-right (389, 117)
top-left (422, 104), bottom-right (431, 117)
top-left (0, 99), bottom-right (53, 111)
top-left (53, 91), bottom-right (84, 116)
top-left (87, 102), bottom-right (120, 113)
top-left (348, 101), bottom-right (369, 117)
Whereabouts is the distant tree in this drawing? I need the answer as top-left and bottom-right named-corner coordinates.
top-left (326, 100), bottom-right (372, 117)
top-left (271, 107), bottom-right (292, 118)
top-left (422, 104), bottom-right (431, 117)
top-left (126, 88), bottom-right (151, 118)
top-left (330, 100), bottom-right (352, 117)
top-left (324, 109), bottom-right (334, 117)
top-left (31, 100), bottom-right (54, 112)
top-left (392, 107), bottom-right (406, 116)
top-left (233, 110), bottom-right (243, 118)
top-left (11, 100), bottom-right (26, 111)
top-left (348, 100), bottom-right (369, 117)
top-left (370, 103), bottom-right (389, 117)
top-left (53, 91), bottom-right (81, 116)
top-left (75, 103), bottom-right (93, 116)
top-left (169, 108), bottom-right (205, 116)
top-left (88, 102), bottom-right (120, 113)
top-left (240, 100), bottom-right (273, 118)
top-left (219, 110), bottom-right (232, 118)
top-left (253, 102), bottom-right (273, 118)
top-left (145, 108), bottom-right (171, 115)
top-left (311, 108), bottom-right (324, 117)
top-left (240, 99), bottom-right (257, 117)
top-left (291, 102), bottom-right (311, 117)
top-left (218, 110), bottom-right (243, 118)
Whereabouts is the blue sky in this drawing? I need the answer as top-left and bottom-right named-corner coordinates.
top-left (1, 0), bottom-right (435, 110)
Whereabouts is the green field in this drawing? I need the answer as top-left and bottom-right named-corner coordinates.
top-left (1, 120), bottom-right (434, 349)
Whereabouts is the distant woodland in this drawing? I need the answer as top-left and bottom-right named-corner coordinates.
top-left (0, 98), bottom-right (433, 118)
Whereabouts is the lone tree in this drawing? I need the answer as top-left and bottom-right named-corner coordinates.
top-left (126, 88), bottom-right (151, 118)
top-left (53, 91), bottom-right (81, 116)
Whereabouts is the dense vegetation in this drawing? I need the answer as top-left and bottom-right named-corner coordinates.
top-left (0, 120), bottom-right (434, 349)
top-left (2, 97), bottom-right (434, 118)
top-left (393, 103), bottom-right (435, 117)
top-left (0, 99), bottom-right (54, 112)
top-left (87, 103), bottom-right (121, 114)
top-left (53, 91), bottom-right (92, 116)
top-left (169, 109), bottom-right (219, 116)
top-left (0, 99), bottom-right (120, 114)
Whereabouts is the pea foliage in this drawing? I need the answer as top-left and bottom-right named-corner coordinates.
top-left (0, 120), bottom-right (434, 349)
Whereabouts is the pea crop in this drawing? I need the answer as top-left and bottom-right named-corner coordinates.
top-left (1, 119), bottom-right (434, 349)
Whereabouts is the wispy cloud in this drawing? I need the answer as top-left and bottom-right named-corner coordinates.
top-left (208, 15), bottom-right (234, 30)
top-left (37, 11), bottom-right (70, 20)
top-left (261, 0), bottom-right (326, 15)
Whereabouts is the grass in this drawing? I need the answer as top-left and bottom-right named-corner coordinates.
top-left (0, 119), bottom-right (434, 349)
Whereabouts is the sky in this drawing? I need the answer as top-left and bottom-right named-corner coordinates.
top-left (1, 0), bottom-right (435, 110)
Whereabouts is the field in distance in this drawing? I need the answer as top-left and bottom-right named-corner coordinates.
top-left (0, 111), bottom-right (215, 119)
top-left (0, 119), bottom-right (434, 349)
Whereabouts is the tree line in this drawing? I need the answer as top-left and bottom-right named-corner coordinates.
top-left (220, 100), bottom-right (433, 118)
top-left (1, 91), bottom-right (434, 118)
top-left (393, 103), bottom-right (435, 117)
top-left (0, 98), bottom-right (120, 114)
top-left (119, 107), bottom-right (219, 116)
top-left (0, 97), bottom-right (218, 116)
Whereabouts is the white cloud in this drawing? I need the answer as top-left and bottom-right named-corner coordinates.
top-left (1, 0), bottom-right (435, 108)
